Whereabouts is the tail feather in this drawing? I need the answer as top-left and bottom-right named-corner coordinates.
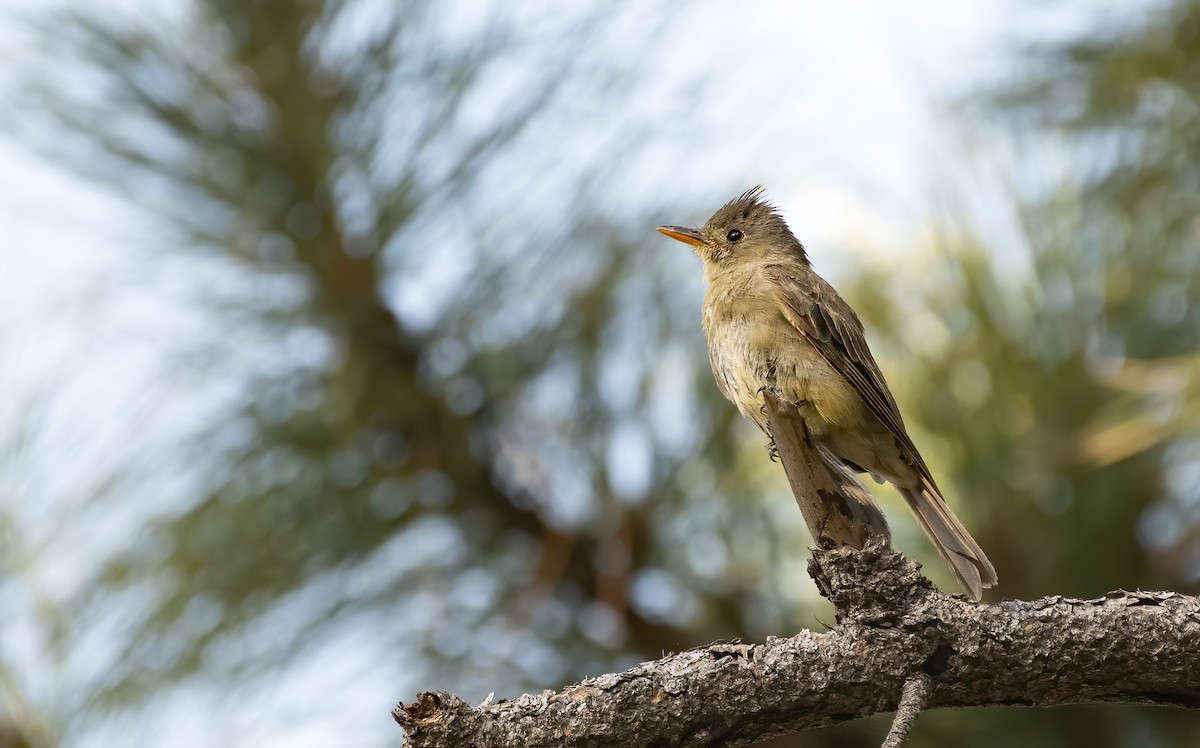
top-left (899, 479), bottom-right (997, 600)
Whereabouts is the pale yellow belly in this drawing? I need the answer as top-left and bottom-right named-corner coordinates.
top-left (706, 316), bottom-right (913, 486)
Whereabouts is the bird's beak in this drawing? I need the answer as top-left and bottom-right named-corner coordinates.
top-left (656, 225), bottom-right (707, 249)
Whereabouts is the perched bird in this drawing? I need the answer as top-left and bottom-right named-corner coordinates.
top-left (658, 186), bottom-right (997, 599)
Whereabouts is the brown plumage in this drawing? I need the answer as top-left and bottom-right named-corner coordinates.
top-left (658, 186), bottom-right (997, 599)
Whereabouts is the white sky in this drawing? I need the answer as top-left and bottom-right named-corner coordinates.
top-left (0, 1), bottom-right (1106, 746)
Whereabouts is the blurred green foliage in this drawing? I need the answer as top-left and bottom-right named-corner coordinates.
top-left (2, 0), bottom-right (803, 744)
top-left (838, 1), bottom-right (1200, 744)
top-left (1, 0), bottom-right (1199, 747)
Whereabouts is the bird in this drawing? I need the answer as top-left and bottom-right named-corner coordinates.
top-left (658, 186), bottom-right (997, 599)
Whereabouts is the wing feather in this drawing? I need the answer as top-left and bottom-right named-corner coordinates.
top-left (763, 264), bottom-right (997, 596)
top-left (765, 265), bottom-right (936, 485)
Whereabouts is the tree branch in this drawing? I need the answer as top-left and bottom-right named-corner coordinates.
top-left (760, 388), bottom-right (890, 549)
top-left (395, 544), bottom-right (1200, 747)
top-left (880, 673), bottom-right (931, 748)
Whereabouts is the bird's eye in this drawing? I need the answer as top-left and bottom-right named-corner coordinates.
top-left (726, 229), bottom-right (743, 242)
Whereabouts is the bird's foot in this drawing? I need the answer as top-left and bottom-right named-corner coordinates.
top-left (757, 386), bottom-right (777, 419)
top-left (766, 438), bottom-right (779, 462)
top-left (757, 386), bottom-right (809, 411)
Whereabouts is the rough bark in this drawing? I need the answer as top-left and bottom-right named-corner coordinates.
top-left (395, 544), bottom-right (1200, 747)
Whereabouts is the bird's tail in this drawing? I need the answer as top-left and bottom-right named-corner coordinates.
top-left (899, 478), bottom-right (997, 600)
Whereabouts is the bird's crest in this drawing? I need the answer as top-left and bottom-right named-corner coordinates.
top-left (709, 185), bottom-right (786, 229)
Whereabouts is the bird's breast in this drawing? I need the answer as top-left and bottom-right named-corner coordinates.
top-left (703, 294), bottom-right (865, 438)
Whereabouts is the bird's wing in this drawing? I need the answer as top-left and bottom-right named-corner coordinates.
top-left (764, 264), bottom-right (935, 484)
top-left (765, 264), bottom-right (996, 597)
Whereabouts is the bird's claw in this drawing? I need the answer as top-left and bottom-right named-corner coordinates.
top-left (757, 386), bottom-right (809, 411)
top-left (766, 439), bottom-right (779, 462)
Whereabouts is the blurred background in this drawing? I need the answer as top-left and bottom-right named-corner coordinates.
top-left (1, 0), bottom-right (1198, 746)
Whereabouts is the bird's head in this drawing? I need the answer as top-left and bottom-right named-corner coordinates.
top-left (657, 186), bottom-right (807, 268)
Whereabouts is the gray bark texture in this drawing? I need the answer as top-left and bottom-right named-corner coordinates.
top-left (395, 544), bottom-right (1200, 747)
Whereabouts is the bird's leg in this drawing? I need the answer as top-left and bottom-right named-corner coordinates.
top-left (757, 384), bottom-right (780, 399)
top-left (766, 400), bottom-right (809, 460)
top-left (758, 385), bottom-right (789, 461)
top-left (758, 388), bottom-right (813, 461)
top-left (759, 385), bottom-right (811, 408)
